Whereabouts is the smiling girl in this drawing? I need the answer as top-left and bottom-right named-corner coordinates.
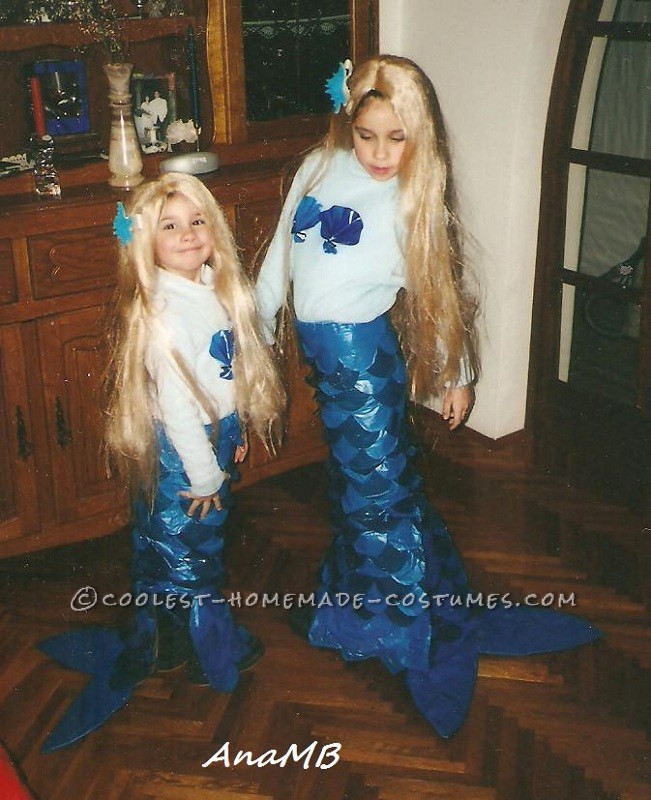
top-left (104, 172), bottom-right (285, 691)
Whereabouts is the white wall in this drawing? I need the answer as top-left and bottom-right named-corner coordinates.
top-left (379, 0), bottom-right (571, 439)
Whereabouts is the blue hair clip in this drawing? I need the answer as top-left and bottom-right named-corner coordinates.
top-left (325, 59), bottom-right (353, 113)
top-left (113, 202), bottom-right (133, 246)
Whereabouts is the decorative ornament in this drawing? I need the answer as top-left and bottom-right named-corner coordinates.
top-left (325, 58), bottom-right (353, 113)
top-left (165, 119), bottom-right (199, 149)
top-left (113, 202), bottom-right (133, 245)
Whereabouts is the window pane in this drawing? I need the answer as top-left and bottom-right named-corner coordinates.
top-left (565, 166), bottom-right (648, 281)
top-left (563, 285), bottom-right (640, 405)
top-left (591, 40), bottom-right (650, 160)
top-left (600, 0), bottom-right (651, 22)
top-left (614, 0), bottom-right (651, 22)
top-left (572, 34), bottom-right (650, 160)
top-left (578, 169), bottom-right (648, 282)
top-left (560, 163), bottom-right (648, 403)
top-left (242, 0), bottom-right (350, 122)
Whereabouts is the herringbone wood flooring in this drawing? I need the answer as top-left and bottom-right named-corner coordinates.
top-left (1, 411), bottom-right (650, 799)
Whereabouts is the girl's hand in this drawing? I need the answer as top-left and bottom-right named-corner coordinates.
top-left (442, 385), bottom-right (475, 431)
top-left (178, 490), bottom-right (222, 519)
top-left (234, 433), bottom-right (249, 464)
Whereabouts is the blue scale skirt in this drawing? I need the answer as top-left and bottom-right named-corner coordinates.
top-left (37, 412), bottom-right (255, 752)
top-left (128, 411), bottom-right (256, 691)
top-left (296, 314), bottom-right (602, 739)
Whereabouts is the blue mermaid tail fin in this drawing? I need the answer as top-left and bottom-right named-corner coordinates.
top-left (406, 641), bottom-right (479, 740)
top-left (38, 628), bottom-right (136, 753)
top-left (37, 627), bottom-right (125, 675)
top-left (41, 674), bottom-right (133, 753)
top-left (478, 606), bottom-right (602, 656)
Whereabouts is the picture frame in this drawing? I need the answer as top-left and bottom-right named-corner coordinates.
top-left (131, 72), bottom-right (177, 154)
top-left (27, 59), bottom-right (91, 138)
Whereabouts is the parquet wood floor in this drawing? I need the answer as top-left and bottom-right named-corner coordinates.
top-left (0, 414), bottom-right (650, 799)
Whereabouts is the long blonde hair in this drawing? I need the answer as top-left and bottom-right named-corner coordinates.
top-left (105, 172), bottom-right (285, 499)
top-left (281, 54), bottom-right (479, 401)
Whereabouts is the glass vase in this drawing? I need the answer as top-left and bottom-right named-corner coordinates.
top-left (103, 63), bottom-right (144, 189)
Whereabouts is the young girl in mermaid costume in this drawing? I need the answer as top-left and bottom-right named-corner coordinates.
top-left (256, 54), bottom-right (601, 738)
top-left (38, 173), bottom-right (284, 751)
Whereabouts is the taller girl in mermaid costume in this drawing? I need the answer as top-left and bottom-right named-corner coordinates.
top-left (255, 54), bottom-right (601, 739)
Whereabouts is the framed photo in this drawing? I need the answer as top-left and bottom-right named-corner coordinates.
top-left (131, 72), bottom-right (177, 154)
top-left (27, 60), bottom-right (91, 138)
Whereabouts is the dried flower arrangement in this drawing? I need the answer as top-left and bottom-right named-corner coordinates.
top-left (69, 0), bottom-right (126, 63)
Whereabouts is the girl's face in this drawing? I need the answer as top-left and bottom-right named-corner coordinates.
top-left (154, 193), bottom-right (213, 282)
top-left (352, 97), bottom-right (406, 181)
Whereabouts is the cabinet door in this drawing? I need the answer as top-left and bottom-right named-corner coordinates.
top-left (209, 0), bottom-right (379, 144)
top-left (37, 306), bottom-right (128, 533)
top-left (0, 326), bottom-right (39, 541)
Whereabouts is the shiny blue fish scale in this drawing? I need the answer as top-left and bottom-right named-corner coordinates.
top-left (376, 379), bottom-right (405, 406)
top-left (367, 347), bottom-right (399, 376)
top-left (327, 388), bottom-right (369, 413)
top-left (296, 313), bottom-right (602, 741)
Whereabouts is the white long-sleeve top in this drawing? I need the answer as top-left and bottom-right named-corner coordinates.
top-left (256, 147), bottom-right (474, 387)
top-left (146, 265), bottom-right (236, 496)
top-left (257, 148), bottom-right (403, 333)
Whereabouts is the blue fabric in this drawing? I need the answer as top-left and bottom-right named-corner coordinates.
top-left (296, 314), bottom-right (602, 739)
top-left (37, 412), bottom-right (252, 751)
top-left (129, 412), bottom-right (250, 692)
top-left (38, 628), bottom-right (133, 753)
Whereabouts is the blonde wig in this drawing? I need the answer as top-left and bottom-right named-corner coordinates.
top-left (105, 172), bottom-right (285, 499)
top-left (280, 55), bottom-right (479, 401)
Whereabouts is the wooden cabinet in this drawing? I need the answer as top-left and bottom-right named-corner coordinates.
top-left (36, 305), bottom-right (126, 528)
top-left (0, 205), bottom-right (131, 557)
top-left (0, 324), bottom-right (39, 542)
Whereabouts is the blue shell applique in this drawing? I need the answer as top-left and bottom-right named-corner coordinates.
top-left (319, 205), bottom-right (363, 254)
top-left (209, 329), bottom-right (234, 380)
top-left (291, 195), bottom-right (322, 242)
